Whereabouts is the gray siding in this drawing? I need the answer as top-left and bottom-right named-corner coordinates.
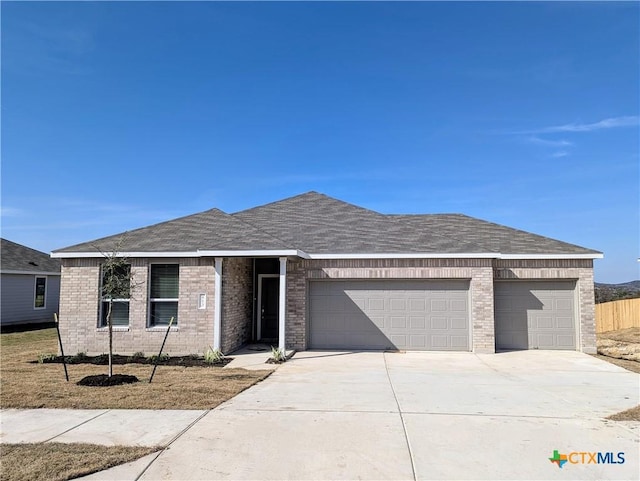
top-left (0, 274), bottom-right (60, 325)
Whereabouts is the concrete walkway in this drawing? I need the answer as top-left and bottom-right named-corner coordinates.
top-left (1, 351), bottom-right (638, 480)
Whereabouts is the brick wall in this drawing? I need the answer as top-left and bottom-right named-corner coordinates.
top-left (59, 255), bottom-right (597, 356)
top-left (59, 258), bottom-right (216, 356)
top-left (221, 258), bottom-right (253, 354)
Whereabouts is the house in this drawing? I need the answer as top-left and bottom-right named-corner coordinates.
top-left (1, 238), bottom-right (61, 327)
top-left (51, 192), bottom-right (602, 356)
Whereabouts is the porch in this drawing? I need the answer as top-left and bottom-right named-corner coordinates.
top-left (215, 256), bottom-right (290, 355)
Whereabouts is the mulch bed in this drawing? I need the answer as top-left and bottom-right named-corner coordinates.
top-left (77, 374), bottom-right (140, 387)
top-left (38, 354), bottom-right (232, 367)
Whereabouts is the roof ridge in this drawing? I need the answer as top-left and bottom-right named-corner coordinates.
top-left (233, 191), bottom-right (386, 217)
top-left (232, 191), bottom-right (320, 215)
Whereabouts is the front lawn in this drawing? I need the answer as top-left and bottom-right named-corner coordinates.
top-left (0, 328), bottom-right (270, 409)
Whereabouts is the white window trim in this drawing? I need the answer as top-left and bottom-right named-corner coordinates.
top-left (34, 276), bottom-right (47, 310)
top-left (97, 326), bottom-right (130, 332)
top-left (147, 263), bottom-right (180, 327)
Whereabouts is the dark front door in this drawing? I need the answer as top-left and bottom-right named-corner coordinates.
top-left (259, 276), bottom-right (279, 340)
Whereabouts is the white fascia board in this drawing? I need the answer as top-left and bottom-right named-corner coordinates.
top-left (51, 251), bottom-right (202, 259)
top-left (307, 253), bottom-right (499, 259)
top-left (197, 249), bottom-right (310, 258)
top-left (51, 249), bottom-right (311, 259)
top-left (306, 252), bottom-right (603, 260)
top-left (1, 270), bottom-right (61, 276)
top-left (498, 253), bottom-right (604, 260)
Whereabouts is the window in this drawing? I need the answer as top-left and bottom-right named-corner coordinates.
top-left (149, 264), bottom-right (179, 326)
top-left (99, 264), bottom-right (130, 327)
top-left (34, 276), bottom-right (47, 309)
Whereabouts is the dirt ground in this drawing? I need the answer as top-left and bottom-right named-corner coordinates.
top-left (597, 327), bottom-right (640, 362)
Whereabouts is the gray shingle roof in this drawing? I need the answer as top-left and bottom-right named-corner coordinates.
top-left (53, 192), bottom-right (601, 256)
top-left (54, 208), bottom-right (292, 253)
top-left (2, 239), bottom-right (61, 273)
top-left (391, 214), bottom-right (600, 255)
top-left (233, 192), bottom-right (489, 254)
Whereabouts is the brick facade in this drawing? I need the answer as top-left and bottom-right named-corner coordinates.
top-left (59, 257), bottom-right (216, 356)
top-left (220, 258), bottom-right (253, 353)
top-left (58, 256), bottom-right (597, 356)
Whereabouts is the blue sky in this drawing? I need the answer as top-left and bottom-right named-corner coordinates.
top-left (1, 2), bottom-right (638, 283)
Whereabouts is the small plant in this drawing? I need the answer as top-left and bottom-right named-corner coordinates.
top-left (270, 346), bottom-right (287, 363)
top-left (94, 354), bottom-right (109, 364)
top-left (150, 353), bottom-right (170, 363)
top-left (204, 346), bottom-right (225, 364)
top-left (69, 352), bottom-right (88, 364)
top-left (37, 353), bottom-right (56, 364)
top-left (127, 351), bottom-right (146, 363)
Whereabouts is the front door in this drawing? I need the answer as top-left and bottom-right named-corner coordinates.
top-left (258, 275), bottom-right (279, 340)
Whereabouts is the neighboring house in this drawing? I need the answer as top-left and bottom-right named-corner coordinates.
top-left (1, 238), bottom-right (61, 327)
top-left (52, 192), bottom-right (602, 356)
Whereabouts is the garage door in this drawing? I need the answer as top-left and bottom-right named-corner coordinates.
top-left (309, 280), bottom-right (470, 351)
top-left (494, 281), bottom-right (576, 350)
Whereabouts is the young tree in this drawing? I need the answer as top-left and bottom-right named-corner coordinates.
top-left (98, 238), bottom-right (134, 377)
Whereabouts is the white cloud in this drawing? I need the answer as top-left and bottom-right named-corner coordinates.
top-left (540, 116), bottom-right (639, 133)
top-left (551, 151), bottom-right (569, 158)
top-left (0, 206), bottom-right (23, 217)
top-left (514, 116), bottom-right (639, 135)
top-left (526, 136), bottom-right (573, 147)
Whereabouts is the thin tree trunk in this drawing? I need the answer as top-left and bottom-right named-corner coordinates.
top-left (107, 300), bottom-right (113, 377)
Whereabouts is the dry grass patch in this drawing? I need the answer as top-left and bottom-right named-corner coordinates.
top-left (607, 405), bottom-right (640, 422)
top-left (0, 442), bottom-right (159, 481)
top-left (1, 329), bottom-right (270, 409)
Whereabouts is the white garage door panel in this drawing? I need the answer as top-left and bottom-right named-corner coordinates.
top-left (309, 280), bottom-right (470, 351)
top-left (494, 281), bottom-right (576, 350)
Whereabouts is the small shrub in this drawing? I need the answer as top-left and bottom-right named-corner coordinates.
top-left (149, 353), bottom-right (170, 363)
top-left (37, 353), bottom-right (56, 364)
top-left (69, 352), bottom-right (88, 364)
top-left (127, 351), bottom-right (146, 362)
top-left (94, 354), bottom-right (109, 364)
top-left (270, 346), bottom-right (286, 363)
top-left (204, 346), bottom-right (225, 364)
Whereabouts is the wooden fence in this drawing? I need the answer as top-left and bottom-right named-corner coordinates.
top-left (596, 298), bottom-right (640, 333)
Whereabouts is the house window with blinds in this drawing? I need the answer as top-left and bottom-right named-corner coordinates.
top-left (149, 264), bottom-right (179, 326)
top-left (99, 264), bottom-right (130, 327)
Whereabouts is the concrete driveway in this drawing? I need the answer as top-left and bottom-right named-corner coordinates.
top-left (137, 350), bottom-right (638, 480)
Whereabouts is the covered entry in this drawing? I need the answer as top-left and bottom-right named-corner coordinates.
top-left (309, 280), bottom-right (470, 351)
top-left (494, 280), bottom-right (577, 350)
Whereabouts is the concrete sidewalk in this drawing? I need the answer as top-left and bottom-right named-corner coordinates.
top-left (0, 408), bottom-right (207, 446)
top-left (1, 351), bottom-right (638, 480)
